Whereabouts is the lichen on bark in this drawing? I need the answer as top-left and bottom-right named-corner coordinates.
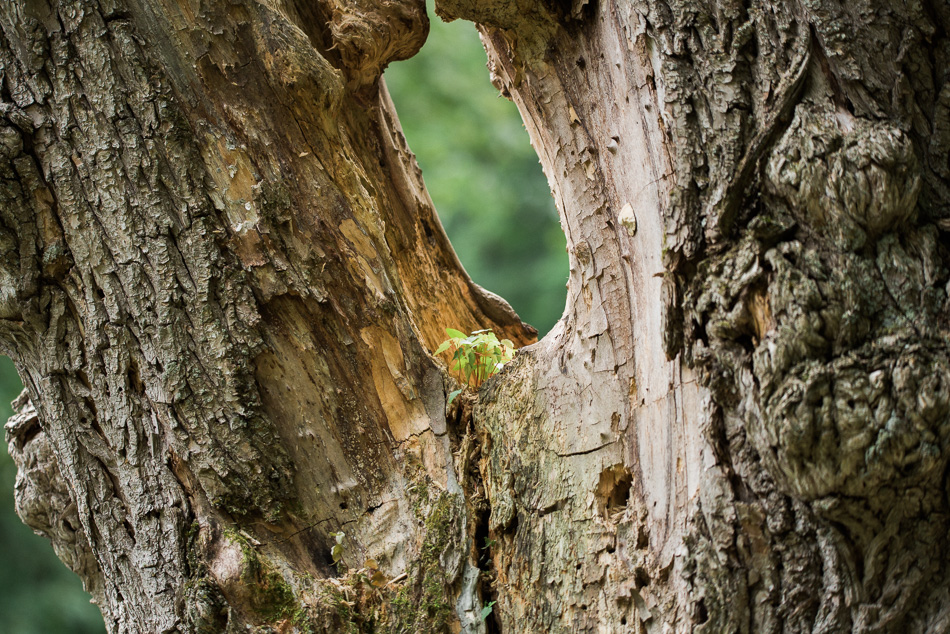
top-left (2, 0), bottom-right (950, 632)
top-left (0, 0), bottom-right (529, 631)
top-left (446, 0), bottom-right (950, 631)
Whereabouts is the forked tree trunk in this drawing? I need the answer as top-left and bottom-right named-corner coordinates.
top-left (1, 0), bottom-right (949, 632)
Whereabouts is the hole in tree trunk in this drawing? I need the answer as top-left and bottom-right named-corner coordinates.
top-left (595, 464), bottom-right (633, 520)
top-left (385, 1), bottom-right (568, 336)
top-left (694, 598), bottom-right (708, 624)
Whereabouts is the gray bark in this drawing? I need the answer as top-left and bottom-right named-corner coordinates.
top-left (1, 0), bottom-right (949, 633)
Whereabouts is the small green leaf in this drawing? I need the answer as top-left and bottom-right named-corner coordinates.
top-left (435, 340), bottom-right (452, 355)
top-left (480, 601), bottom-right (496, 622)
top-left (448, 388), bottom-right (463, 404)
top-left (441, 328), bottom-right (517, 389)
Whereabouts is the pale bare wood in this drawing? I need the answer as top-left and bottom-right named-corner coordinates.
top-left (2, 0), bottom-right (949, 632)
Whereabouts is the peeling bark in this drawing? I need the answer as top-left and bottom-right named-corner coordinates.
top-left (1, 0), bottom-right (949, 633)
top-left (0, 0), bottom-right (530, 630)
top-left (462, 1), bottom-right (950, 632)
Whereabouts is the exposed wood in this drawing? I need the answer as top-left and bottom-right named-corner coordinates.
top-left (1, 0), bottom-right (949, 632)
top-left (0, 0), bottom-right (531, 630)
top-left (450, 0), bottom-right (950, 631)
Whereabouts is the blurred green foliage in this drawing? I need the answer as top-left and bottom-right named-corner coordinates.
top-left (0, 357), bottom-right (105, 633)
top-left (385, 5), bottom-right (567, 335)
top-left (0, 7), bottom-right (564, 632)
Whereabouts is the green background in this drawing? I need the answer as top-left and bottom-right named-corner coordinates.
top-left (0, 6), bottom-right (565, 632)
top-left (385, 12), bottom-right (567, 335)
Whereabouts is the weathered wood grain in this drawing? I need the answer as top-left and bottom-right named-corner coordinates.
top-left (1, 0), bottom-right (949, 632)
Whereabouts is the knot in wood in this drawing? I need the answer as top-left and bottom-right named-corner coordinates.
top-left (326, 0), bottom-right (429, 89)
top-left (765, 105), bottom-right (921, 251)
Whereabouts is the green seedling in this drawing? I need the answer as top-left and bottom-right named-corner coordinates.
top-left (435, 328), bottom-right (515, 403)
top-left (330, 531), bottom-right (346, 571)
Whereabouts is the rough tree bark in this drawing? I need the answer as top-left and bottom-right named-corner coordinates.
top-left (1, 0), bottom-right (948, 632)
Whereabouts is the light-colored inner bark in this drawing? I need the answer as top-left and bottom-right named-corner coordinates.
top-left (1, 0), bottom-right (949, 632)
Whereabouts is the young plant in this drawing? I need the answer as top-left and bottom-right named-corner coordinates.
top-left (330, 531), bottom-right (346, 572)
top-left (435, 328), bottom-right (515, 402)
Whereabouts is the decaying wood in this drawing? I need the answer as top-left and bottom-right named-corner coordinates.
top-left (462, 1), bottom-right (950, 632)
top-left (1, 0), bottom-right (949, 632)
top-left (0, 0), bottom-right (531, 630)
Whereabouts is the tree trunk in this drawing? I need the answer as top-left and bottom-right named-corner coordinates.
top-left (2, 0), bottom-right (948, 632)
